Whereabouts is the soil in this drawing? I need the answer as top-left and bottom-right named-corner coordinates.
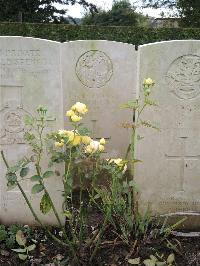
top-left (0, 225), bottom-right (199, 266)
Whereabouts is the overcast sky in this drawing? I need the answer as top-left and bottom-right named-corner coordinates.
top-left (57, 0), bottom-right (167, 18)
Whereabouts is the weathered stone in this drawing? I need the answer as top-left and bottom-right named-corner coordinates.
top-left (0, 37), bottom-right (63, 225)
top-left (135, 40), bottom-right (200, 229)
top-left (61, 40), bottom-right (137, 158)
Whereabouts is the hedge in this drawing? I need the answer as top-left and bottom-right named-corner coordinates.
top-left (0, 23), bottom-right (199, 46)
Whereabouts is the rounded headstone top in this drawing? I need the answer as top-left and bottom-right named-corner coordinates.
top-left (75, 50), bottom-right (113, 88)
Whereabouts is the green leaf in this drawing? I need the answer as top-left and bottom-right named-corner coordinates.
top-left (24, 115), bottom-right (34, 126)
top-left (43, 171), bottom-right (54, 179)
top-left (143, 259), bottom-right (156, 266)
top-left (16, 230), bottom-right (26, 246)
top-left (31, 184), bottom-right (44, 194)
top-left (6, 173), bottom-right (17, 189)
top-left (128, 257), bottom-right (140, 264)
top-left (156, 262), bottom-right (166, 266)
top-left (120, 100), bottom-right (139, 110)
top-left (27, 244), bottom-right (36, 251)
top-left (11, 248), bottom-right (26, 253)
top-left (18, 253), bottom-right (28, 260)
top-left (20, 167), bottom-right (29, 178)
top-left (40, 193), bottom-right (52, 214)
top-left (167, 253), bottom-right (175, 264)
top-left (31, 175), bottom-right (42, 182)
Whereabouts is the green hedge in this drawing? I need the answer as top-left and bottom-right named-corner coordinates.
top-left (0, 23), bottom-right (199, 45)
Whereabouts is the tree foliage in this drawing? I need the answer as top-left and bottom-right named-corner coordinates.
top-left (0, 0), bottom-right (97, 23)
top-left (82, 0), bottom-right (148, 26)
top-left (142, 0), bottom-right (200, 27)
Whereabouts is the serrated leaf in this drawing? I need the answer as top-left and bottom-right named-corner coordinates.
top-left (18, 253), bottom-right (28, 260)
top-left (11, 248), bottom-right (26, 253)
top-left (121, 100), bottom-right (139, 110)
top-left (31, 184), bottom-right (44, 194)
top-left (27, 244), bottom-right (36, 251)
top-left (43, 171), bottom-right (54, 179)
top-left (143, 259), bottom-right (156, 266)
top-left (31, 175), bottom-right (42, 182)
top-left (128, 257), bottom-right (140, 264)
top-left (16, 230), bottom-right (26, 246)
top-left (40, 193), bottom-right (52, 214)
top-left (20, 167), bottom-right (29, 178)
top-left (167, 253), bottom-right (175, 264)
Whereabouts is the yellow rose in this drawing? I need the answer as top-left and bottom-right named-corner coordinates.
top-left (66, 110), bottom-right (75, 117)
top-left (99, 144), bottom-right (105, 152)
top-left (99, 138), bottom-right (106, 145)
top-left (71, 135), bottom-right (81, 146)
top-left (85, 145), bottom-right (93, 154)
top-left (90, 141), bottom-right (99, 152)
top-left (72, 102), bottom-right (88, 114)
top-left (58, 130), bottom-right (68, 136)
top-left (143, 78), bottom-right (154, 86)
top-left (65, 131), bottom-right (74, 142)
top-left (81, 136), bottom-right (92, 145)
top-left (71, 114), bottom-right (82, 122)
top-left (55, 141), bottom-right (64, 148)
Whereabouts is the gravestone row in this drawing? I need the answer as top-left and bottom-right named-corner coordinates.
top-left (0, 37), bottom-right (199, 228)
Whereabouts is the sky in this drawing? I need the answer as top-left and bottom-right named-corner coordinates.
top-left (57, 0), bottom-right (168, 18)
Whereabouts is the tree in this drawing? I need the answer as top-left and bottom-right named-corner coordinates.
top-left (142, 0), bottom-right (200, 27)
top-left (82, 0), bottom-right (148, 27)
top-left (0, 0), bottom-right (97, 23)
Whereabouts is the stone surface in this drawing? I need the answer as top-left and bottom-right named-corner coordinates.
top-left (62, 40), bottom-right (137, 157)
top-left (0, 37), bottom-right (63, 225)
top-left (135, 40), bottom-right (200, 229)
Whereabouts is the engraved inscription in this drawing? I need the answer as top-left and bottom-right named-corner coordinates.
top-left (166, 55), bottom-right (200, 99)
top-left (76, 50), bottom-right (113, 88)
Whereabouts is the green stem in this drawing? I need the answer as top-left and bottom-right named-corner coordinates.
top-left (0, 150), bottom-right (68, 248)
top-left (89, 211), bottom-right (109, 263)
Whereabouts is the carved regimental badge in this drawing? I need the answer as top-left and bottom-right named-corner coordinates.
top-left (0, 107), bottom-right (30, 145)
top-left (76, 50), bottom-right (113, 88)
top-left (166, 55), bottom-right (200, 99)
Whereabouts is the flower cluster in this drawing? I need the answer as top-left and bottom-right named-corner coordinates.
top-left (143, 78), bottom-right (155, 96)
top-left (54, 130), bottom-right (91, 148)
top-left (85, 138), bottom-right (106, 154)
top-left (54, 102), bottom-right (106, 154)
top-left (107, 158), bottom-right (127, 173)
top-left (66, 102), bottom-right (88, 122)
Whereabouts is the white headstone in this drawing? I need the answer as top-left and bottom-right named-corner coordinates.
top-left (61, 40), bottom-right (137, 158)
top-left (0, 37), bottom-right (63, 225)
top-left (135, 41), bottom-right (200, 228)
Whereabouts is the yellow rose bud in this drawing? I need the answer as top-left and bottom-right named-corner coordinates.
top-left (55, 141), bottom-right (64, 148)
top-left (81, 136), bottom-right (92, 145)
top-left (143, 78), bottom-right (154, 86)
top-left (99, 138), bottom-right (106, 145)
top-left (66, 110), bottom-right (75, 117)
top-left (71, 135), bottom-right (81, 146)
top-left (99, 144), bottom-right (105, 152)
top-left (71, 114), bottom-right (82, 122)
top-left (65, 130), bottom-right (75, 142)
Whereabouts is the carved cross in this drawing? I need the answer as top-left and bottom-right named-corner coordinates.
top-left (91, 119), bottom-right (111, 152)
top-left (165, 136), bottom-right (200, 192)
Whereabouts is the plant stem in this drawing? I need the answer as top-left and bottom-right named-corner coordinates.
top-left (0, 150), bottom-right (68, 248)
